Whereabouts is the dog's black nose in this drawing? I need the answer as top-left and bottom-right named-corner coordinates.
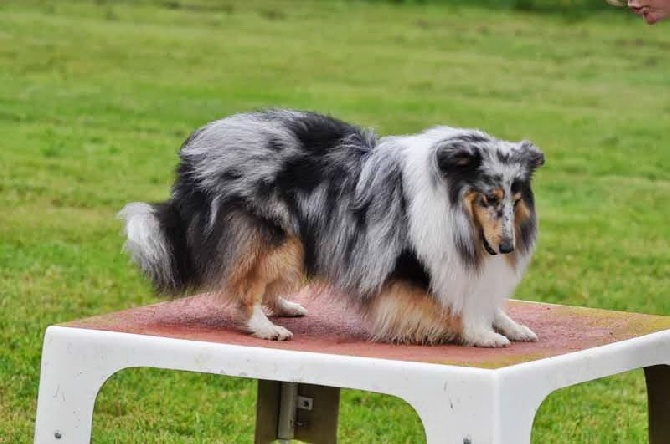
top-left (499, 241), bottom-right (514, 254)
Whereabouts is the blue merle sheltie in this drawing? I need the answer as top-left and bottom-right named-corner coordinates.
top-left (119, 109), bottom-right (545, 347)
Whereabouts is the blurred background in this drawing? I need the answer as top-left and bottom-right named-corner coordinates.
top-left (1, 0), bottom-right (668, 442)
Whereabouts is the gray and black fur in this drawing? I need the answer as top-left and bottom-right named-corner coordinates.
top-left (119, 109), bottom-right (545, 346)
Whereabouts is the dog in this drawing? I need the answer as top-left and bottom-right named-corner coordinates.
top-left (119, 109), bottom-right (545, 347)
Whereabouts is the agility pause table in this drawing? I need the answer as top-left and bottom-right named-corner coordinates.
top-left (35, 291), bottom-right (670, 443)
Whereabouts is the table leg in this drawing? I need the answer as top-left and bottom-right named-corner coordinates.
top-left (644, 365), bottom-right (670, 444)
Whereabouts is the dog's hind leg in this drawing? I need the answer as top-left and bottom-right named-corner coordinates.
top-left (222, 224), bottom-right (296, 341)
top-left (243, 303), bottom-right (294, 341)
top-left (262, 236), bottom-right (307, 318)
top-left (230, 261), bottom-right (294, 341)
top-left (240, 284), bottom-right (293, 341)
top-left (267, 296), bottom-right (307, 317)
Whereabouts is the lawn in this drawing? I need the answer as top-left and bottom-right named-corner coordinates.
top-left (0, 0), bottom-right (668, 442)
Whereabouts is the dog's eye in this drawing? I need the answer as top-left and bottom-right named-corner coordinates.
top-left (514, 197), bottom-right (522, 207)
top-left (485, 194), bottom-right (499, 206)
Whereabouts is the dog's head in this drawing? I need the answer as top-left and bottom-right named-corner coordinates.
top-left (434, 131), bottom-right (545, 257)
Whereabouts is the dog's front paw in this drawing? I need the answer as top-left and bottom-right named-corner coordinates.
top-left (493, 310), bottom-right (538, 342)
top-left (501, 323), bottom-right (537, 342)
top-left (251, 323), bottom-right (294, 341)
top-left (462, 329), bottom-right (511, 348)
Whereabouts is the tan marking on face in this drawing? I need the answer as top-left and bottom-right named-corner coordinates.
top-left (490, 188), bottom-right (505, 201)
top-left (472, 197), bottom-right (503, 254)
top-left (461, 191), bottom-right (485, 261)
top-left (505, 196), bottom-right (532, 268)
top-left (514, 195), bottom-right (531, 222)
top-left (462, 190), bottom-right (478, 219)
top-left (364, 282), bottom-right (463, 344)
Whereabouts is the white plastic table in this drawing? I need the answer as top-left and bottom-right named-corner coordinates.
top-left (34, 290), bottom-right (670, 443)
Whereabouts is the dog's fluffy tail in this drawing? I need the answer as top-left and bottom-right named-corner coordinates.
top-left (118, 202), bottom-right (193, 295)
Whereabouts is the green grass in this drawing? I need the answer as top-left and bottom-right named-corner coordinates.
top-left (1, 0), bottom-right (668, 442)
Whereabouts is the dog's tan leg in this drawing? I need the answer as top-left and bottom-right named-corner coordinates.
top-left (226, 236), bottom-right (294, 341)
top-left (235, 275), bottom-right (294, 341)
top-left (261, 236), bottom-right (307, 318)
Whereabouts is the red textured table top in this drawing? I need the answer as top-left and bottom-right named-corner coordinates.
top-left (63, 290), bottom-right (670, 369)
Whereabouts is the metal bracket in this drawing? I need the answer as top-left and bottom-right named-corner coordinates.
top-left (255, 380), bottom-right (340, 444)
top-left (297, 395), bottom-right (314, 411)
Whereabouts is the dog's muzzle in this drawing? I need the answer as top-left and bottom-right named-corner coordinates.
top-left (482, 237), bottom-right (514, 255)
top-left (483, 237), bottom-right (498, 255)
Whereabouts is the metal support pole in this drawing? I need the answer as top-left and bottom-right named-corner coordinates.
top-left (277, 382), bottom-right (299, 443)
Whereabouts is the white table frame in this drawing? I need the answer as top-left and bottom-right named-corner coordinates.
top-left (34, 325), bottom-right (669, 443)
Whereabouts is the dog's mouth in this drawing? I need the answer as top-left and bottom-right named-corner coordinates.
top-left (482, 236), bottom-right (498, 256)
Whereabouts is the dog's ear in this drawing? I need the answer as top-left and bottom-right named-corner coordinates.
top-left (435, 141), bottom-right (482, 173)
top-left (519, 140), bottom-right (545, 170)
